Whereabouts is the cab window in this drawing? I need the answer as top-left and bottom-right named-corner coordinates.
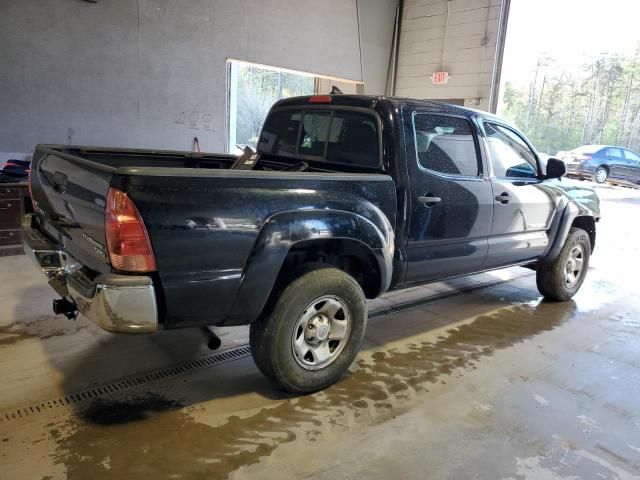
top-left (413, 114), bottom-right (480, 176)
top-left (258, 108), bottom-right (380, 168)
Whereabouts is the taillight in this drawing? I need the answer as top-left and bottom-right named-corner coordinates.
top-left (105, 188), bottom-right (157, 272)
top-left (576, 154), bottom-right (592, 162)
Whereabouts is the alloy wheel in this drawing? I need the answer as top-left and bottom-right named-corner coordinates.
top-left (291, 295), bottom-right (351, 370)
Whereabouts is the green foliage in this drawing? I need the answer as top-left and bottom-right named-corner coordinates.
top-left (235, 65), bottom-right (314, 147)
top-left (499, 48), bottom-right (640, 154)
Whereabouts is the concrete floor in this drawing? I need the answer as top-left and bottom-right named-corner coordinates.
top-left (1, 182), bottom-right (639, 480)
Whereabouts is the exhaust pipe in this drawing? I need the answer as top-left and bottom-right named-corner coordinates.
top-left (53, 298), bottom-right (78, 320)
top-left (201, 327), bottom-right (222, 350)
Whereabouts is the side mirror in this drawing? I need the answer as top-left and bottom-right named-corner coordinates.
top-left (545, 157), bottom-right (566, 179)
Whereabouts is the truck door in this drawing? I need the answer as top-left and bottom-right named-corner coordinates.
top-left (404, 112), bottom-right (494, 284)
top-left (481, 122), bottom-right (554, 267)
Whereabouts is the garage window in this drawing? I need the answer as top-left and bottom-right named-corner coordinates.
top-left (227, 59), bottom-right (362, 154)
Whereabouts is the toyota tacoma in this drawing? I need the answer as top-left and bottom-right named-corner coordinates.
top-left (23, 94), bottom-right (600, 393)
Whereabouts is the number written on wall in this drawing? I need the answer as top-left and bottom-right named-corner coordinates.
top-left (174, 111), bottom-right (215, 132)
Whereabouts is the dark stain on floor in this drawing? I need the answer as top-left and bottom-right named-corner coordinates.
top-left (81, 394), bottom-right (183, 425)
top-left (52, 300), bottom-right (576, 480)
top-left (0, 321), bottom-right (36, 347)
top-left (0, 316), bottom-right (89, 347)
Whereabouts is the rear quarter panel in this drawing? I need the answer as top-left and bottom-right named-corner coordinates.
top-left (115, 170), bottom-right (396, 328)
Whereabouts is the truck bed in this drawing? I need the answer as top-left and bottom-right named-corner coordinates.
top-left (29, 144), bottom-right (397, 328)
top-left (42, 145), bottom-right (376, 174)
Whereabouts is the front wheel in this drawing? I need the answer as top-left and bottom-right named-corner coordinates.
top-left (250, 268), bottom-right (367, 394)
top-left (536, 227), bottom-right (591, 301)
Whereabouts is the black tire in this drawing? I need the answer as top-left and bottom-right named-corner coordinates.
top-left (593, 166), bottom-right (608, 184)
top-left (536, 227), bottom-right (591, 301)
top-left (249, 268), bottom-right (366, 394)
top-left (249, 314), bottom-right (276, 380)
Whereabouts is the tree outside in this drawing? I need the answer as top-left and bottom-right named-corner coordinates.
top-left (497, 0), bottom-right (640, 155)
top-left (231, 63), bottom-right (314, 149)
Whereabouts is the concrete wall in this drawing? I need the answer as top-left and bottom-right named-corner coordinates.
top-left (0, 0), bottom-right (397, 158)
top-left (395, 0), bottom-right (505, 111)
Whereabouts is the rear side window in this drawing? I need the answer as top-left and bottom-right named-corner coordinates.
top-left (605, 147), bottom-right (623, 158)
top-left (258, 109), bottom-right (380, 168)
top-left (413, 114), bottom-right (480, 176)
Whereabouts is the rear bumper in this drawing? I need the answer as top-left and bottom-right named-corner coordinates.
top-left (21, 214), bottom-right (158, 333)
top-left (565, 163), bottom-right (596, 178)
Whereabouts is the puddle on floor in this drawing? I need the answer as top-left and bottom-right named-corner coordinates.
top-left (0, 321), bottom-right (38, 347)
top-left (50, 299), bottom-right (581, 479)
top-left (0, 315), bottom-right (90, 347)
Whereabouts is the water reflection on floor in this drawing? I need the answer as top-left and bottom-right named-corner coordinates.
top-left (2, 185), bottom-right (640, 479)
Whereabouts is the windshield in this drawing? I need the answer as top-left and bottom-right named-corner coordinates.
top-left (258, 108), bottom-right (381, 169)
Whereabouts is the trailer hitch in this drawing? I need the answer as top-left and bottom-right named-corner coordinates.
top-left (53, 298), bottom-right (78, 320)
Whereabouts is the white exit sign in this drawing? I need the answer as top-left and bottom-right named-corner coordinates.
top-left (432, 71), bottom-right (449, 85)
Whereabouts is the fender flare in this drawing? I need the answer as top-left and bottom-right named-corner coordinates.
top-left (541, 201), bottom-right (595, 264)
top-left (223, 208), bottom-right (394, 325)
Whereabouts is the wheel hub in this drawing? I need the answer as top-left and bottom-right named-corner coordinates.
top-left (564, 244), bottom-right (585, 287)
top-left (291, 295), bottom-right (352, 371)
top-left (305, 315), bottom-right (330, 344)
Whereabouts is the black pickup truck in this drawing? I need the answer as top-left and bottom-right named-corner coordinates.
top-left (23, 95), bottom-right (600, 393)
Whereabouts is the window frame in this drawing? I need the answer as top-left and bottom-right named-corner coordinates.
top-left (258, 105), bottom-right (384, 170)
top-left (410, 111), bottom-right (484, 180)
top-left (605, 147), bottom-right (623, 158)
top-left (482, 121), bottom-right (541, 182)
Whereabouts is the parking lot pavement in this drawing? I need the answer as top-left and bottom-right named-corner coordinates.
top-left (1, 186), bottom-right (640, 479)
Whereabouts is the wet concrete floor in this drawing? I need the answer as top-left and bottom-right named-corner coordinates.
top-left (1, 183), bottom-right (639, 479)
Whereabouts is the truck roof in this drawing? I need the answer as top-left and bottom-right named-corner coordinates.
top-left (273, 94), bottom-right (503, 122)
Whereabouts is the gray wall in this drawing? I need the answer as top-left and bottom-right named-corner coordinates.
top-left (0, 0), bottom-right (397, 157)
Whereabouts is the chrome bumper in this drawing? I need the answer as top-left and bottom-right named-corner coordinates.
top-left (21, 214), bottom-right (158, 333)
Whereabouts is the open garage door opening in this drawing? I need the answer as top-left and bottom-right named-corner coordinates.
top-left (497, 0), bottom-right (640, 186)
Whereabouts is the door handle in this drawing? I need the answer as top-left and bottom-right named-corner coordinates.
top-left (495, 192), bottom-right (510, 204)
top-left (417, 195), bottom-right (442, 207)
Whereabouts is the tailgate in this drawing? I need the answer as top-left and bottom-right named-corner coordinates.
top-left (30, 146), bottom-right (113, 273)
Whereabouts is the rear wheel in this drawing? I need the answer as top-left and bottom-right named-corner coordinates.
top-left (249, 268), bottom-right (366, 393)
top-left (536, 227), bottom-right (591, 301)
top-left (594, 166), bottom-right (608, 184)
